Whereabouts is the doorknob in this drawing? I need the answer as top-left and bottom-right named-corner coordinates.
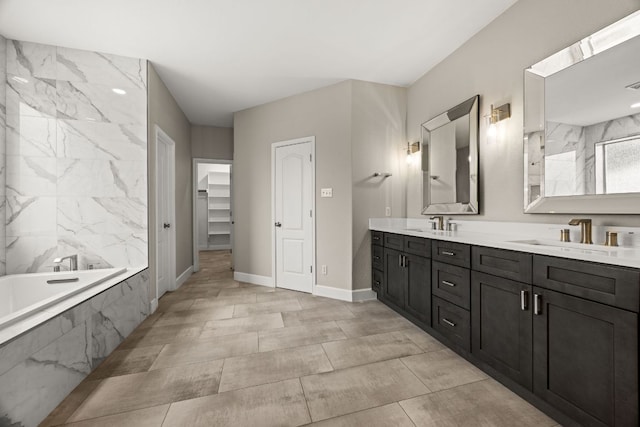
top-left (163, 223), bottom-right (171, 229)
top-left (275, 222), bottom-right (282, 227)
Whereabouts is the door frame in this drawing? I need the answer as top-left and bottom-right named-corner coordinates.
top-left (155, 125), bottom-right (176, 299)
top-left (271, 136), bottom-right (316, 292)
top-left (192, 158), bottom-right (234, 273)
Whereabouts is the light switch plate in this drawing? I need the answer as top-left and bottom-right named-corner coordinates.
top-left (321, 188), bottom-right (333, 198)
top-left (385, 207), bottom-right (391, 216)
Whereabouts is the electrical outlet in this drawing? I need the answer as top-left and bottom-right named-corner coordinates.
top-left (321, 188), bottom-right (333, 198)
top-left (321, 265), bottom-right (328, 275)
top-left (385, 207), bottom-right (391, 216)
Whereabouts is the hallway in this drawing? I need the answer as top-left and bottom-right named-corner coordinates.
top-left (42, 251), bottom-right (556, 426)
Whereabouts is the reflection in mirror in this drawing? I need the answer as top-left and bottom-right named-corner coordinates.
top-left (524, 10), bottom-right (640, 213)
top-left (421, 95), bottom-right (479, 214)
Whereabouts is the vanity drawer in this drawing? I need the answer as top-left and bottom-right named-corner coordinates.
top-left (472, 246), bottom-right (532, 284)
top-left (371, 230), bottom-right (383, 247)
top-left (371, 245), bottom-right (384, 270)
top-left (404, 236), bottom-right (431, 258)
top-left (384, 233), bottom-right (404, 251)
top-left (372, 268), bottom-right (383, 292)
top-left (432, 261), bottom-right (470, 310)
top-left (533, 255), bottom-right (640, 312)
top-left (432, 240), bottom-right (471, 268)
top-left (432, 296), bottom-right (470, 352)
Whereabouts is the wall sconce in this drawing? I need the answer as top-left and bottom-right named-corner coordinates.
top-left (487, 103), bottom-right (511, 137)
top-left (406, 141), bottom-right (420, 164)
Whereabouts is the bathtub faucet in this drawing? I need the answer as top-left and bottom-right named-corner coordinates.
top-left (53, 254), bottom-right (78, 272)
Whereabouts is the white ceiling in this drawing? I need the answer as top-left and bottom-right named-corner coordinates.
top-left (0, 0), bottom-right (517, 127)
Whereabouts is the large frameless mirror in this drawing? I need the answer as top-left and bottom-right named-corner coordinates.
top-left (524, 10), bottom-right (640, 213)
top-left (421, 95), bottom-right (479, 214)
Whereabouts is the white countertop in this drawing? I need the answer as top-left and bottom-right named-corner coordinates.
top-left (370, 218), bottom-right (640, 269)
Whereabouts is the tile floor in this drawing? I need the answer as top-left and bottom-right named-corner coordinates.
top-left (41, 251), bottom-right (560, 426)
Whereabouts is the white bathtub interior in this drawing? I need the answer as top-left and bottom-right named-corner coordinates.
top-left (0, 268), bottom-right (127, 329)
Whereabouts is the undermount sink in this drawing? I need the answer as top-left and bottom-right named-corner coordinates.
top-left (508, 239), bottom-right (629, 255)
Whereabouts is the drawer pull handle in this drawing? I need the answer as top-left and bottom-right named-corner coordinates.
top-left (442, 251), bottom-right (455, 256)
top-left (442, 318), bottom-right (456, 327)
top-left (373, 256), bottom-right (380, 260)
top-left (373, 236), bottom-right (380, 240)
top-left (442, 280), bottom-right (456, 287)
top-left (520, 290), bottom-right (528, 311)
top-left (398, 254), bottom-right (403, 267)
top-left (374, 281), bottom-right (380, 285)
top-left (533, 293), bottom-right (541, 315)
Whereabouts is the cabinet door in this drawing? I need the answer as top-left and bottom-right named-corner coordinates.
top-left (404, 254), bottom-right (431, 325)
top-left (471, 271), bottom-right (532, 390)
top-left (383, 248), bottom-right (405, 309)
top-left (533, 287), bottom-right (638, 427)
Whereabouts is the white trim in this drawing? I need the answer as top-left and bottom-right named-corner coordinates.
top-left (233, 272), bottom-right (274, 287)
top-left (155, 126), bottom-right (177, 297)
top-left (313, 285), bottom-right (377, 302)
top-left (271, 136), bottom-right (316, 293)
top-left (150, 298), bottom-right (158, 313)
top-left (176, 265), bottom-right (194, 289)
top-left (192, 158), bottom-right (234, 273)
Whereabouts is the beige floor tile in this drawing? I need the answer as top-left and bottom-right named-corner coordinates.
top-left (399, 379), bottom-right (556, 426)
top-left (256, 288), bottom-right (307, 303)
top-left (158, 298), bottom-right (196, 312)
top-left (88, 345), bottom-right (164, 379)
top-left (162, 379), bottom-right (310, 427)
top-left (67, 359), bottom-right (224, 422)
top-left (321, 330), bottom-right (423, 369)
top-left (233, 298), bottom-right (302, 318)
top-left (218, 286), bottom-right (276, 298)
top-left (282, 305), bottom-right (356, 327)
top-left (39, 380), bottom-right (102, 427)
top-left (301, 358), bottom-right (429, 422)
top-left (259, 321), bottom-right (346, 352)
top-left (118, 323), bottom-right (203, 349)
top-left (136, 311), bottom-right (162, 329)
top-left (345, 300), bottom-right (397, 316)
top-left (297, 295), bottom-right (350, 310)
top-left (219, 344), bottom-right (333, 392)
top-left (202, 312), bottom-right (284, 337)
top-left (64, 404), bottom-right (169, 427)
top-left (336, 315), bottom-right (412, 338)
top-left (150, 332), bottom-right (258, 369)
top-left (401, 348), bottom-right (487, 392)
top-left (399, 327), bottom-right (447, 352)
top-left (309, 403), bottom-right (415, 427)
top-left (154, 305), bottom-right (234, 327)
top-left (190, 293), bottom-right (256, 309)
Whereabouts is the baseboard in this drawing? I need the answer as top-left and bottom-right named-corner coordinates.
top-left (234, 272), bottom-right (274, 287)
top-left (313, 285), bottom-right (377, 302)
top-left (198, 244), bottom-right (208, 250)
top-left (150, 298), bottom-right (158, 313)
top-left (175, 266), bottom-right (193, 289)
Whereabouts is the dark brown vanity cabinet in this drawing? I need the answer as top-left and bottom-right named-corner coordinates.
top-left (378, 233), bottom-right (431, 325)
top-left (371, 231), bottom-right (639, 426)
top-left (370, 231), bottom-right (383, 292)
top-left (531, 258), bottom-right (639, 427)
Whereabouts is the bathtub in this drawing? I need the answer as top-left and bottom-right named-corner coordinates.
top-left (0, 267), bottom-right (127, 330)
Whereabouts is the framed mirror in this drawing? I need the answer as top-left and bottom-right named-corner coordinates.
top-left (524, 10), bottom-right (640, 214)
top-left (421, 95), bottom-right (479, 214)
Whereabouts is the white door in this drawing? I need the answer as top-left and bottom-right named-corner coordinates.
top-left (274, 141), bottom-right (313, 293)
top-left (156, 128), bottom-right (176, 299)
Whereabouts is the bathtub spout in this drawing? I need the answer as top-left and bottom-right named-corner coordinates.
top-left (53, 254), bottom-right (78, 272)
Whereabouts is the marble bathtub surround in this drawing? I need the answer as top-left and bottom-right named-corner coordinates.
top-left (0, 269), bottom-right (150, 427)
top-left (0, 35), bottom-right (7, 275)
top-left (39, 252), bottom-right (557, 427)
top-left (3, 39), bottom-right (148, 273)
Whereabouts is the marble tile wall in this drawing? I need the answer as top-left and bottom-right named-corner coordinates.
top-left (4, 40), bottom-right (148, 274)
top-left (0, 269), bottom-right (150, 427)
top-left (0, 35), bottom-right (6, 275)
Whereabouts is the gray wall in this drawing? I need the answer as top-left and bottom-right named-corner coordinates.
top-left (351, 81), bottom-right (406, 290)
top-left (148, 63), bottom-right (192, 301)
top-left (192, 125), bottom-right (233, 160)
top-left (406, 0), bottom-right (640, 227)
top-left (234, 81), bottom-right (353, 289)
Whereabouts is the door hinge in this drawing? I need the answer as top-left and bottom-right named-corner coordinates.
top-left (310, 266), bottom-right (313, 273)
top-left (310, 210), bottom-right (312, 217)
top-left (310, 154), bottom-right (312, 162)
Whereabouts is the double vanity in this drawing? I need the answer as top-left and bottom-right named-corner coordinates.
top-left (370, 219), bottom-right (639, 427)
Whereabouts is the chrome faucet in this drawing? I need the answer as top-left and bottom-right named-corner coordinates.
top-left (430, 216), bottom-right (445, 231)
top-left (53, 254), bottom-right (78, 272)
top-left (568, 219), bottom-right (593, 244)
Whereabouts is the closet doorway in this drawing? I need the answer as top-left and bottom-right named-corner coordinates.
top-left (192, 158), bottom-right (233, 273)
